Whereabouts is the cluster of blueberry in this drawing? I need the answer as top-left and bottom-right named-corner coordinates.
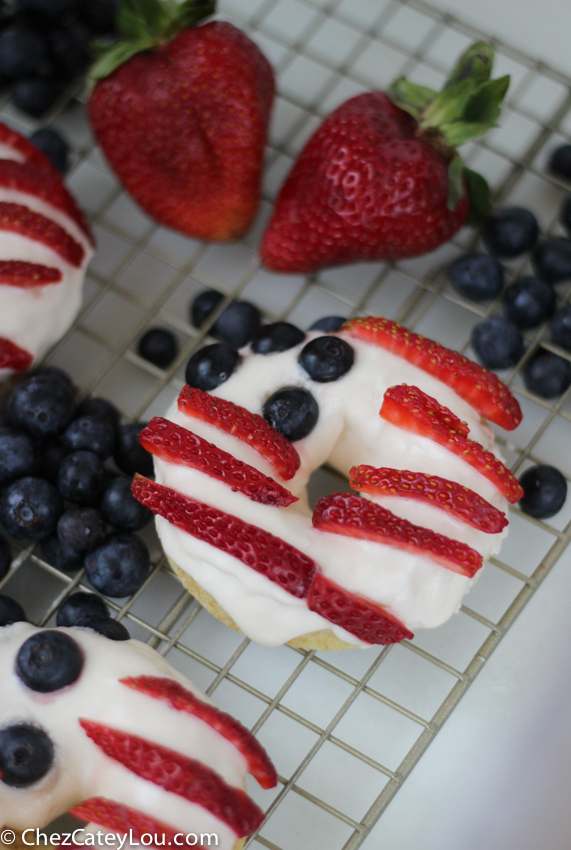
top-left (0, 367), bottom-right (155, 635)
top-left (0, 0), bottom-right (116, 118)
top-left (449, 144), bottom-right (571, 401)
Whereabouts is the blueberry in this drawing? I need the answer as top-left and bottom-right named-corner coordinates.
top-left (0, 535), bottom-right (11, 581)
top-left (58, 508), bottom-right (107, 551)
top-left (471, 317), bottom-right (524, 370)
top-left (0, 428), bottom-right (37, 485)
top-left (37, 438), bottom-right (67, 484)
top-left (138, 328), bottom-right (178, 369)
top-left (502, 277), bottom-right (556, 329)
top-left (0, 25), bottom-right (47, 78)
top-left (41, 534), bottom-right (83, 573)
top-left (11, 77), bottom-right (61, 119)
top-left (449, 253), bottom-right (504, 302)
top-left (75, 614), bottom-right (129, 641)
top-left (481, 207), bottom-right (539, 258)
top-left (185, 343), bottom-right (240, 392)
top-left (532, 238), bottom-right (571, 284)
top-left (309, 316), bottom-right (346, 333)
top-left (252, 322), bottom-right (305, 354)
top-left (56, 591), bottom-right (109, 627)
top-left (560, 194), bottom-right (571, 236)
top-left (29, 128), bottom-right (70, 174)
top-left (77, 0), bottom-right (117, 34)
top-left (47, 21), bottom-right (91, 79)
top-left (32, 366), bottom-right (75, 394)
top-left (299, 336), bottom-right (354, 382)
top-left (57, 450), bottom-right (105, 505)
top-left (523, 350), bottom-right (571, 398)
top-left (190, 289), bottom-right (224, 328)
top-left (76, 397), bottom-right (120, 430)
top-left (549, 144), bottom-right (571, 181)
top-left (0, 724), bottom-right (54, 788)
top-left (113, 423), bottom-right (153, 477)
top-left (551, 306), bottom-right (571, 351)
top-left (263, 387), bottom-right (319, 442)
top-left (16, 630), bottom-right (83, 693)
top-left (8, 375), bottom-right (76, 440)
top-left (61, 414), bottom-right (116, 459)
top-left (211, 302), bottom-right (261, 348)
top-left (0, 477), bottom-right (62, 541)
top-left (100, 476), bottom-right (152, 531)
top-left (518, 464), bottom-right (567, 519)
top-left (16, 0), bottom-right (76, 17)
top-left (85, 532), bottom-right (150, 597)
top-left (0, 595), bottom-right (26, 627)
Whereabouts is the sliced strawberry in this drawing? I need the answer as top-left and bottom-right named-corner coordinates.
top-left (0, 122), bottom-right (54, 171)
top-left (0, 260), bottom-right (62, 288)
top-left (0, 202), bottom-right (85, 267)
top-left (350, 465), bottom-right (508, 534)
top-left (141, 417), bottom-right (297, 507)
top-left (313, 492), bottom-right (482, 577)
top-left (70, 798), bottom-right (183, 847)
top-left (132, 475), bottom-right (316, 597)
top-left (178, 385), bottom-right (300, 480)
top-left (342, 316), bottom-right (522, 430)
top-left (307, 572), bottom-right (413, 644)
top-left (79, 720), bottom-right (265, 837)
top-left (381, 384), bottom-right (523, 503)
top-left (0, 337), bottom-right (33, 371)
top-left (120, 676), bottom-right (277, 789)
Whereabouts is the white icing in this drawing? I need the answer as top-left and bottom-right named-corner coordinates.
top-left (0, 622), bottom-right (252, 848)
top-left (153, 332), bottom-right (512, 647)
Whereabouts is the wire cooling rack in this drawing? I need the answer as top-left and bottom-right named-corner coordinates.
top-left (2, 0), bottom-right (571, 847)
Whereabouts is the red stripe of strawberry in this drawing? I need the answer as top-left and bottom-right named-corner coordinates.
top-left (0, 338), bottom-right (33, 371)
top-left (132, 475), bottom-right (316, 597)
top-left (0, 122), bottom-right (52, 171)
top-left (313, 492), bottom-right (482, 577)
top-left (141, 417), bottom-right (297, 507)
top-left (120, 676), bottom-right (277, 789)
top-left (178, 385), bottom-right (300, 481)
top-left (342, 316), bottom-right (522, 430)
top-left (78, 721), bottom-right (265, 837)
top-left (381, 385), bottom-right (523, 503)
top-left (70, 798), bottom-right (183, 847)
top-left (0, 260), bottom-right (62, 288)
top-left (350, 465), bottom-right (508, 534)
top-left (307, 573), bottom-right (413, 644)
top-left (0, 202), bottom-right (85, 267)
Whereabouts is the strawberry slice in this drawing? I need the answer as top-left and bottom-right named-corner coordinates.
top-left (178, 385), bottom-right (300, 480)
top-left (79, 721), bottom-right (265, 837)
top-left (0, 338), bottom-right (33, 371)
top-left (0, 260), bottom-right (62, 288)
top-left (120, 676), bottom-right (277, 789)
top-left (140, 417), bottom-right (297, 507)
top-left (0, 122), bottom-right (54, 170)
top-left (0, 202), bottom-right (85, 267)
top-left (307, 573), bottom-right (413, 644)
top-left (342, 316), bottom-right (522, 430)
top-left (313, 492), bottom-right (482, 577)
top-left (350, 465), bottom-right (508, 534)
top-left (381, 385), bottom-right (523, 503)
top-left (132, 475), bottom-right (316, 597)
top-left (70, 798), bottom-right (183, 847)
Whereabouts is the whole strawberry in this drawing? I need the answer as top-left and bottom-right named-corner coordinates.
top-left (261, 42), bottom-right (508, 273)
top-left (88, 0), bottom-right (274, 242)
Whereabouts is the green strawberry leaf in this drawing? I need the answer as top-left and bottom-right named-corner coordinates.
top-left (463, 75), bottom-right (510, 124)
top-left (443, 41), bottom-right (494, 90)
top-left (464, 167), bottom-right (491, 225)
top-left (447, 154), bottom-right (466, 210)
top-left (440, 119), bottom-right (498, 147)
top-left (388, 78), bottom-right (437, 120)
top-left (421, 78), bottom-right (477, 129)
top-left (88, 37), bottom-right (155, 90)
top-left (117, 3), bottom-right (150, 40)
top-left (174, 0), bottom-right (216, 30)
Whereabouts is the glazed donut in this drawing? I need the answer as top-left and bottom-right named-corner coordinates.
top-left (0, 622), bottom-right (276, 848)
top-left (133, 316), bottom-right (523, 650)
top-left (0, 123), bottom-right (94, 380)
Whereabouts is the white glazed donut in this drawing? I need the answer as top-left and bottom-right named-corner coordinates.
top-left (0, 622), bottom-right (276, 848)
top-left (133, 316), bottom-right (523, 649)
top-left (0, 123), bottom-right (94, 381)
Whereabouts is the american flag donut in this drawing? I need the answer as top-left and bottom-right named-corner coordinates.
top-left (133, 316), bottom-right (522, 650)
top-left (0, 123), bottom-right (94, 380)
top-left (0, 622), bottom-right (276, 848)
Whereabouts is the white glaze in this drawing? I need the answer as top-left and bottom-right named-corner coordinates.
top-left (154, 332), bottom-right (513, 647)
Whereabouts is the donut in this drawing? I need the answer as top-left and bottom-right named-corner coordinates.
top-left (0, 622), bottom-right (276, 847)
top-left (0, 123), bottom-right (94, 380)
top-left (132, 316), bottom-right (523, 650)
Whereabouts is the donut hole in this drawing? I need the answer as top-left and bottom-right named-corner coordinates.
top-left (306, 463), bottom-right (353, 511)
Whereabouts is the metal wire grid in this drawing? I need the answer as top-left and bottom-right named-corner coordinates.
top-left (1, 0), bottom-right (571, 848)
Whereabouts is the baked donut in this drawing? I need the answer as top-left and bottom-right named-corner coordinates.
top-left (133, 316), bottom-right (523, 650)
top-left (0, 622), bottom-right (276, 848)
top-left (0, 123), bottom-right (94, 380)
